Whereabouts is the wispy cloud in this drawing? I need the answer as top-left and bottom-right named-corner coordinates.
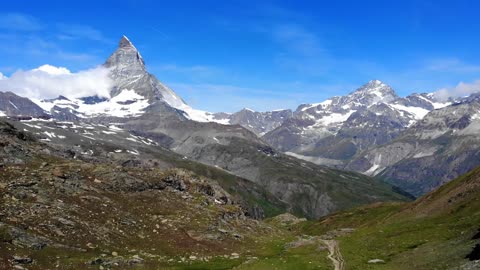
top-left (0, 13), bottom-right (43, 31)
top-left (271, 24), bottom-right (323, 56)
top-left (0, 14), bottom-right (108, 68)
top-left (424, 58), bottom-right (480, 73)
top-left (435, 80), bottom-right (480, 100)
top-left (56, 23), bottom-right (112, 43)
top-left (0, 34), bottom-right (101, 66)
top-left (253, 22), bottom-right (331, 78)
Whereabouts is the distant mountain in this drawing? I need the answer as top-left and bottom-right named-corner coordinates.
top-left (213, 108), bottom-right (293, 135)
top-left (0, 91), bottom-right (49, 119)
top-left (347, 95), bottom-right (480, 196)
top-left (263, 80), bottom-right (450, 168)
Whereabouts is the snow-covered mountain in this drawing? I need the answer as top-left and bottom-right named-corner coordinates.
top-left (34, 36), bottom-right (221, 123)
top-left (0, 35), bottom-right (477, 200)
top-left (346, 95), bottom-right (480, 196)
top-left (212, 108), bottom-right (293, 135)
top-left (263, 80), bottom-right (451, 166)
top-left (0, 36), bottom-right (413, 218)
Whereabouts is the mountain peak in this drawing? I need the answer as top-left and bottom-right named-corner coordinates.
top-left (103, 36), bottom-right (187, 108)
top-left (369, 79), bottom-right (384, 86)
top-left (104, 36), bottom-right (145, 71)
top-left (356, 80), bottom-right (395, 95)
top-left (343, 80), bottom-right (398, 106)
top-left (119, 35), bottom-right (136, 49)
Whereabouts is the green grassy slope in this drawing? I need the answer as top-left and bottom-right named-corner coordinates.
top-left (298, 166), bottom-right (480, 269)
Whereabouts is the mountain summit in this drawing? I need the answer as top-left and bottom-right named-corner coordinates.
top-left (345, 80), bottom-right (398, 107)
top-left (118, 35), bottom-right (136, 49)
top-left (105, 35), bottom-right (146, 73)
top-left (104, 36), bottom-right (185, 106)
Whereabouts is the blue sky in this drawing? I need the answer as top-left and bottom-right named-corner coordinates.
top-left (0, 0), bottom-right (479, 112)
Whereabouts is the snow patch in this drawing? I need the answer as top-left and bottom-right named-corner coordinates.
top-left (35, 89), bottom-right (150, 118)
top-left (390, 104), bottom-right (429, 119)
top-left (365, 164), bottom-right (380, 175)
top-left (8, 100), bottom-right (18, 110)
top-left (127, 149), bottom-right (140, 155)
top-left (301, 99), bottom-right (333, 112)
top-left (364, 154), bottom-right (383, 176)
top-left (23, 123), bottom-right (42, 129)
top-left (286, 152), bottom-right (343, 166)
top-left (43, 131), bottom-right (56, 138)
top-left (313, 110), bottom-right (356, 126)
top-left (109, 125), bottom-right (123, 131)
top-left (413, 150), bottom-right (436, 158)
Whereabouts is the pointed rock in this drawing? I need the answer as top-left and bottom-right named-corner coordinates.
top-left (105, 35), bottom-right (145, 71)
top-left (103, 36), bottom-right (187, 107)
top-left (119, 35), bottom-right (135, 49)
top-left (347, 80), bottom-right (398, 105)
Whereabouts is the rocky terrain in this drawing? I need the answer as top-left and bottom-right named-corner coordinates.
top-left (213, 108), bottom-right (293, 136)
top-left (1, 115), bottom-right (475, 269)
top-left (0, 91), bottom-right (49, 119)
top-left (263, 80), bottom-right (450, 167)
top-left (347, 95), bottom-right (480, 196)
top-left (0, 118), bottom-right (288, 269)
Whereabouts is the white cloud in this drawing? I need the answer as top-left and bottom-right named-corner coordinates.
top-left (34, 64), bottom-right (71, 75)
top-left (435, 80), bottom-right (480, 101)
top-left (0, 65), bottom-right (113, 99)
top-left (0, 13), bottom-right (42, 31)
top-left (0, 72), bottom-right (6, 80)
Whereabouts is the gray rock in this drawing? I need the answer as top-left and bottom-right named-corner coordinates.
top-left (12, 256), bottom-right (33, 264)
top-left (0, 91), bottom-right (49, 118)
top-left (213, 108), bottom-right (293, 136)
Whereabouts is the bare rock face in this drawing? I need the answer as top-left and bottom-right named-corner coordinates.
top-left (213, 108), bottom-right (293, 136)
top-left (0, 91), bottom-right (48, 118)
top-left (347, 98), bottom-right (480, 196)
top-left (263, 81), bottom-right (447, 163)
top-left (104, 35), bottom-right (186, 106)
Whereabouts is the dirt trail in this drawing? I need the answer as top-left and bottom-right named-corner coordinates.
top-left (321, 239), bottom-right (345, 270)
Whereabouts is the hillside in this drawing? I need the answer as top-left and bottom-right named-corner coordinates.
top-left (298, 165), bottom-right (480, 269)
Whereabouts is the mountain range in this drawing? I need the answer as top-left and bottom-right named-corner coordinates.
top-left (1, 35), bottom-right (479, 205)
top-left (0, 36), bottom-right (410, 219)
top-left (0, 112), bottom-right (478, 269)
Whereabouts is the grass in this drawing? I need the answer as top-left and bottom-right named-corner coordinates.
top-left (295, 166), bottom-right (480, 270)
